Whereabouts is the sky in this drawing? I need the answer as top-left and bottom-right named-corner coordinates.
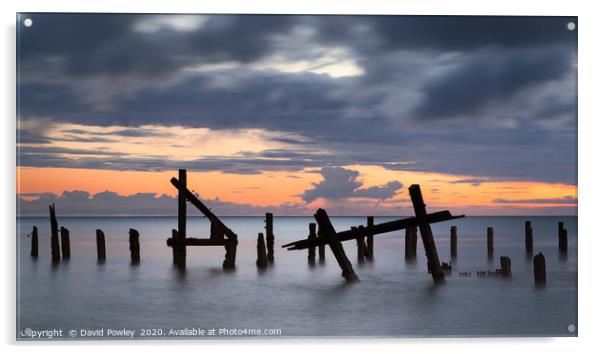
top-left (16, 14), bottom-right (578, 216)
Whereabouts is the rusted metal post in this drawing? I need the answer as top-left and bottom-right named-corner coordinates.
top-left (129, 228), bottom-right (140, 264)
top-left (308, 223), bottom-right (316, 265)
top-left (265, 213), bottom-right (274, 264)
top-left (450, 225), bottom-right (457, 260)
top-left (30, 226), bottom-right (38, 258)
top-left (487, 227), bottom-right (494, 258)
top-left (96, 229), bottom-right (106, 262)
top-left (49, 204), bottom-right (60, 263)
top-left (315, 209), bottom-right (359, 282)
top-left (256, 233), bottom-right (268, 269)
top-left (60, 227), bottom-right (71, 259)
top-left (366, 216), bottom-right (374, 260)
top-left (525, 221), bottom-right (533, 255)
top-left (409, 185), bottom-right (444, 282)
top-left (533, 252), bottom-right (546, 284)
top-left (500, 256), bottom-right (511, 277)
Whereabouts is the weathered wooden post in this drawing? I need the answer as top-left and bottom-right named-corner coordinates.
top-left (366, 216), bottom-right (374, 260)
top-left (353, 227), bottom-right (366, 263)
top-left (315, 209), bottom-right (359, 282)
top-left (487, 227), bottom-right (494, 258)
top-left (308, 223), bottom-right (317, 265)
top-left (533, 252), bottom-right (546, 284)
top-left (60, 227), bottom-right (71, 259)
top-left (409, 185), bottom-right (445, 282)
top-left (96, 229), bottom-right (106, 262)
top-left (265, 213), bottom-right (275, 264)
top-left (558, 222), bottom-right (568, 254)
top-left (129, 228), bottom-right (140, 264)
top-left (450, 226), bottom-right (457, 260)
top-left (49, 204), bottom-right (60, 263)
top-left (404, 226), bottom-right (416, 260)
top-left (30, 226), bottom-right (38, 258)
top-left (525, 221), bottom-right (533, 255)
top-left (256, 233), bottom-right (268, 269)
top-left (174, 169), bottom-right (187, 268)
top-left (318, 224), bottom-right (325, 264)
top-left (500, 256), bottom-right (511, 277)
top-left (223, 236), bottom-right (238, 270)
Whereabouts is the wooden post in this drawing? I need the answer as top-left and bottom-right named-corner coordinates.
top-left (129, 228), bottom-right (140, 264)
top-left (60, 227), bottom-right (71, 259)
top-left (308, 223), bottom-right (316, 265)
top-left (450, 226), bottom-right (457, 260)
top-left (30, 226), bottom-right (38, 258)
top-left (173, 169), bottom-right (187, 268)
top-left (500, 256), bottom-right (511, 277)
top-left (533, 252), bottom-right (546, 284)
top-left (405, 226), bottom-right (416, 260)
top-left (265, 213), bottom-right (274, 264)
top-left (318, 224), bottom-right (325, 264)
top-left (256, 233), bottom-right (268, 269)
top-left (487, 227), bottom-right (494, 258)
top-left (409, 185), bottom-right (444, 282)
top-left (353, 227), bottom-right (366, 263)
top-left (558, 222), bottom-right (568, 254)
top-left (222, 235), bottom-right (238, 270)
top-left (96, 229), bottom-right (106, 262)
top-left (315, 209), bottom-right (359, 282)
top-left (366, 216), bottom-right (374, 260)
top-left (49, 204), bottom-right (60, 263)
top-left (525, 221), bottom-right (533, 255)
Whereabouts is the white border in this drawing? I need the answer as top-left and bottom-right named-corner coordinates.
top-left (2, 1), bottom-right (601, 353)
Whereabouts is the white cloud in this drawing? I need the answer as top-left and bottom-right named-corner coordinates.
top-left (133, 15), bottom-right (209, 33)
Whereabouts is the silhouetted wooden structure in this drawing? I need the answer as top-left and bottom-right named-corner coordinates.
top-left (533, 252), bottom-right (546, 284)
top-left (405, 226), bottom-right (417, 260)
top-left (500, 256), bottom-right (511, 277)
top-left (166, 169), bottom-right (238, 270)
top-left (525, 220), bottom-right (533, 255)
top-left (558, 222), bottom-right (568, 254)
top-left (256, 233), bottom-right (268, 269)
top-left (307, 223), bottom-right (316, 265)
top-left (487, 227), bottom-right (494, 258)
top-left (283, 185), bottom-right (464, 283)
top-left (129, 229), bottom-right (140, 264)
top-left (353, 227), bottom-right (366, 263)
top-left (366, 216), bottom-right (374, 260)
top-left (265, 213), bottom-right (275, 264)
top-left (49, 204), bottom-right (60, 263)
top-left (60, 227), bottom-right (71, 259)
top-left (30, 226), bottom-right (38, 258)
top-left (96, 229), bottom-right (106, 262)
top-left (450, 226), bottom-right (457, 260)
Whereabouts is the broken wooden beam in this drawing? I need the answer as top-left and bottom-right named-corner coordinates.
top-left (96, 229), bottom-right (106, 262)
top-left (409, 184), bottom-right (445, 283)
top-left (308, 223), bottom-right (316, 265)
top-left (366, 216), bottom-right (374, 260)
top-left (49, 204), bottom-right (60, 263)
top-left (283, 210), bottom-right (463, 251)
top-left (265, 213), bottom-right (274, 264)
top-left (30, 226), bottom-right (38, 258)
top-left (525, 221), bottom-right (533, 255)
top-left (256, 233), bottom-right (268, 269)
top-left (129, 229), bottom-right (140, 264)
top-left (500, 256), bottom-right (512, 278)
top-left (60, 227), bottom-right (71, 259)
top-left (533, 252), bottom-right (546, 284)
top-left (450, 226), bottom-right (457, 260)
top-left (487, 227), bottom-right (494, 258)
top-left (315, 209), bottom-right (358, 282)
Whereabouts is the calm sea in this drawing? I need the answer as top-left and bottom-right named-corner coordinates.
top-left (16, 216), bottom-right (577, 339)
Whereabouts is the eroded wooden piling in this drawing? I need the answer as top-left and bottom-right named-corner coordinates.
top-left (353, 227), bottom-right (366, 263)
top-left (96, 229), bottom-right (106, 261)
top-left (265, 213), bottom-right (274, 264)
top-left (256, 233), bottom-right (268, 269)
top-left (129, 228), bottom-right (140, 264)
top-left (533, 252), bottom-right (546, 284)
top-left (318, 224), bottom-right (325, 264)
top-left (49, 204), bottom-right (60, 263)
top-left (174, 169), bottom-right (187, 268)
top-left (450, 226), bottom-right (457, 260)
top-left (558, 222), bottom-right (568, 254)
top-left (315, 209), bottom-right (358, 282)
top-left (500, 256), bottom-right (511, 277)
top-left (366, 216), bottom-right (374, 260)
top-left (409, 185), bottom-right (445, 282)
top-left (405, 226), bottom-right (417, 260)
top-left (60, 227), bottom-right (71, 259)
top-left (487, 227), bottom-right (494, 258)
top-left (525, 221), bottom-right (533, 255)
top-left (308, 223), bottom-right (317, 265)
top-left (223, 236), bottom-right (238, 270)
top-left (30, 226), bottom-right (38, 258)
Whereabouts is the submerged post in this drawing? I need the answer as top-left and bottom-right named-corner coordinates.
top-left (223, 235), bottom-right (238, 270)
top-left (366, 216), bottom-right (374, 260)
top-left (173, 169), bottom-right (187, 268)
top-left (353, 227), bottom-right (366, 263)
top-left (525, 221), bottom-right (533, 255)
top-left (315, 209), bottom-right (359, 282)
top-left (318, 224), bottom-right (325, 264)
top-left (409, 185), bottom-right (444, 282)
top-left (129, 229), bottom-right (140, 264)
top-left (487, 227), bottom-right (494, 258)
top-left (30, 226), bottom-right (38, 258)
top-left (60, 227), bottom-right (71, 259)
top-left (49, 204), bottom-right (60, 263)
top-left (450, 226), bottom-right (457, 260)
top-left (558, 222), bottom-right (568, 254)
top-left (533, 252), bottom-right (546, 284)
top-left (500, 256), bottom-right (512, 278)
top-left (266, 213), bottom-right (274, 264)
top-left (96, 229), bottom-right (106, 262)
top-left (256, 233), bottom-right (268, 269)
top-left (308, 223), bottom-right (317, 265)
